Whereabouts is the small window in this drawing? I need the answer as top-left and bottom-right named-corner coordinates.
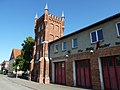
top-left (54, 44), bottom-right (59, 53)
top-left (56, 25), bottom-right (59, 32)
top-left (36, 51), bottom-right (39, 60)
top-left (50, 23), bottom-right (54, 30)
top-left (38, 26), bottom-right (40, 32)
top-left (62, 42), bottom-right (67, 51)
top-left (40, 36), bottom-right (43, 43)
top-left (39, 51), bottom-right (42, 58)
top-left (37, 37), bottom-right (40, 45)
top-left (116, 22), bottom-right (120, 36)
top-left (41, 23), bottom-right (44, 30)
top-left (90, 29), bottom-right (103, 43)
top-left (72, 38), bottom-right (78, 48)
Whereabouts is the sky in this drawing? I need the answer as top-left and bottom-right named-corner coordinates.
top-left (0, 0), bottom-right (120, 63)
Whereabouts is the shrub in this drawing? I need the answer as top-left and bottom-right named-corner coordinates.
top-left (0, 70), bottom-right (3, 74)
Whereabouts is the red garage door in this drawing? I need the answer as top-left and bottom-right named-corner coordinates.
top-left (101, 56), bottom-right (120, 90)
top-left (54, 61), bottom-right (66, 85)
top-left (76, 60), bottom-right (92, 89)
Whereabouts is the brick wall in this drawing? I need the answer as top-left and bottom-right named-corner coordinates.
top-left (51, 46), bottom-right (120, 90)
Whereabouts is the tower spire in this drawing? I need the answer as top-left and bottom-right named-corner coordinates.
top-left (44, 3), bottom-right (48, 10)
top-left (35, 13), bottom-right (38, 19)
top-left (61, 11), bottom-right (64, 18)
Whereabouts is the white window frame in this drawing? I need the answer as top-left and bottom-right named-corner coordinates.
top-left (72, 38), bottom-right (78, 48)
top-left (116, 22), bottom-right (120, 37)
top-left (62, 42), bottom-right (67, 51)
top-left (90, 28), bottom-right (103, 43)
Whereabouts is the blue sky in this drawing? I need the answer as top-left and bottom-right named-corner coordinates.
top-left (0, 0), bottom-right (120, 63)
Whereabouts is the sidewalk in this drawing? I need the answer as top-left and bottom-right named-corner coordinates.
top-left (8, 77), bottom-right (90, 90)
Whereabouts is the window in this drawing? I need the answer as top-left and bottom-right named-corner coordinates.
top-left (50, 23), bottom-right (54, 30)
top-left (56, 25), bottom-right (59, 32)
top-left (38, 26), bottom-right (40, 32)
top-left (54, 44), bottom-right (59, 52)
top-left (72, 38), bottom-right (78, 48)
top-left (36, 51), bottom-right (39, 60)
top-left (41, 23), bottom-right (44, 30)
top-left (62, 42), bottom-right (67, 51)
top-left (39, 51), bottom-right (42, 58)
top-left (37, 37), bottom-right (40, 45)
top-left (116, 22), bottom-right (120, 36)
top-left (40, 36), bottom-right (43, 43)
top-left (90, 29), bottom-right (103, 43)
top-left (50, 35), bottom-right (54, 42)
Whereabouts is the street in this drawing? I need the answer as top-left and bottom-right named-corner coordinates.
top-left (0, 74), bottom-right (88, 90)
top-left (0, 74), bottom-right (32, 90)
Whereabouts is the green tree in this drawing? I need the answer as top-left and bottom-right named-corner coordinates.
top-left (21, 36), bottom-right (34, 71)
top-left (13, 36), bottom-right (34, 72)
top-left (13, 55), bottom-right (24, 71)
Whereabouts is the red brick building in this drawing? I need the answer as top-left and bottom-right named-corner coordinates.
top-left (30, 4), bottom-right (64, 83)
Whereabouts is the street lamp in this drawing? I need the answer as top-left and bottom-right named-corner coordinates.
top-left (16, 66), bottom-right (19, 78)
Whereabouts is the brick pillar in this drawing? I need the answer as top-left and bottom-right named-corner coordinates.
top-left (45, 60), bottom-right (50, 84)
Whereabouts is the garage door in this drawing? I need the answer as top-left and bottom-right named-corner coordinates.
top-left (54, 61), bottom-right (66, 84)
top-left (101, 56), bottom-right (120, 90)
top-left (76, 60), bottom-right (92, 89)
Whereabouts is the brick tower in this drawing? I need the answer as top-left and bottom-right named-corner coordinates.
top-left (30, 4), bottom-right (64, 83)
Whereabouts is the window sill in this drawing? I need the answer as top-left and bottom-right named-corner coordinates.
top-left (72, 47), bottom-right (78, 49)
top-left (117, 36), bottom-right (120, 38)
top-left (62, 50), bottom-right (66, 52)
top-left (54, 52), bottom-right (58, 54)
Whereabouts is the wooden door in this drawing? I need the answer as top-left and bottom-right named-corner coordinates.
top-left (101, 56), bottom-right (120, 90)
top-left (76, 60), bottom-right (92, 89)
top-left (54, 61), bottom-right (66, 84)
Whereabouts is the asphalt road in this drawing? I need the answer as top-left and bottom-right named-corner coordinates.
top-left (0, 74), bottom-right (32, 90)
top-left (0, 74), bottom-right (89, 90)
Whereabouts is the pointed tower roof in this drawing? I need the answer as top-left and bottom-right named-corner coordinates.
top-left (61, 11), bottom-right (65, 18)
top-left (35, 13), bottom-right (38, 19)
top-left (44, 3), bottom-right (48, 10)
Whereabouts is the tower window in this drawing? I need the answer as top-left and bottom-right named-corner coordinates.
top-left (38, 26), bottom-right (40, 32)
top-left (50, 23), bottom-right (54, 30)
top-left (41, 23), bottom-right (44, 30)
top-left (56, 25), bottom-right (59, 32)
top-left (37, 37), bottom-right (40, 45)
top-left (36, 51), bottom-right (39, 60)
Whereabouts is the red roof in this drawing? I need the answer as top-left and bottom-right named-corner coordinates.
top-left (10, 48), bottom-right (21, 60)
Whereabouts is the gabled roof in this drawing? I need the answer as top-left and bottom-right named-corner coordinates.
top-left (9, 48), bottom-right (21, 60)
top-left (49, 12), bottom-right (120, 44)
